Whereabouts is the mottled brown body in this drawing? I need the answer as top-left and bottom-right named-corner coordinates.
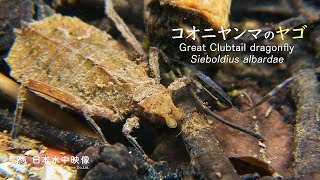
top-left (6, 14), bottom-right (183, 129)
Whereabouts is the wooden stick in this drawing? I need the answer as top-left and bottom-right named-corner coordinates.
top-left (0, 73), bottom-right (97, 138)
top-left (287, 45), bottom-right (320, 177)
top-left (173, 86), bottom-right (240, 179)
top-left (0, 109), bottom-right (103, 154)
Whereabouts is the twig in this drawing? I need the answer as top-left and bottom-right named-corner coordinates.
top-left (0, 73), bottom-right (97, 138)
top-left (173, 86), bottom-right (240, 179)
top-left (0, 109), bottom-right (103, 154)
top-left (287, 43), bottom-right (320, 177)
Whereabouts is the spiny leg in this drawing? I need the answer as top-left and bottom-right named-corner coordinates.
top-left (83, 111), bottom-right (108, 144)
top-left (158, 49), bottom-right (182, 78)
top-left (122, 116), bottom-right (148, 160)
top-left (104, 0), bottom-right (146, 63)
top-left (148, 47), bottom-right (161, 84)
top-left (10, 85), bottom-right (27, 138)
top-left (123, 117), bottom-right (160, 177)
